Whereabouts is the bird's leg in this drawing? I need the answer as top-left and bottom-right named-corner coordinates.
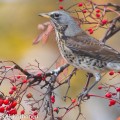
top-left (78, 73), bottom-right (101, 100)
top-left (83, 73), bottom-right (93, 91)
top-left (84, 73), bottom-right (101, 95)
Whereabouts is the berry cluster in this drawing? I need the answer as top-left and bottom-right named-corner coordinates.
top-left (0, 98), bottom-right (17, 115)
top-left (9, 86), bottom-right (17, 95)
top-left (98, 83), bottom-right (120, 106)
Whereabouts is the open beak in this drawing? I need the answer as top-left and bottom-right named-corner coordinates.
top-left (38, 13), bottom-right (50, 18)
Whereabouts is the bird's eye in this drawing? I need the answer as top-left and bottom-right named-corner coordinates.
top-left (54, 13), bottom-right (59, 18)
top-left (50, 13), bottom-right (60, 19)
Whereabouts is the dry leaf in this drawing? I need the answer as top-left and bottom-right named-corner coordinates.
top-left (33, 22), bottom-right (54, 45)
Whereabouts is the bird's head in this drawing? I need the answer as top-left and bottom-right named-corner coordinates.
top-left (39, 11), bottom-right (72, 27)
top-left (39, 10), bottom-right (81, 36)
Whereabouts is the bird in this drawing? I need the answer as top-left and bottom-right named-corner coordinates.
top-left (39, 10), bottom-right (120, 97)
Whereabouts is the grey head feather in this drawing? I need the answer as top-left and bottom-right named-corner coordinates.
top-left (48, 10), bottom-right (81, 37)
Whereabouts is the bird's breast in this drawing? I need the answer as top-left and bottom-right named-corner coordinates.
top-left (55, 31), bottom-right (106, 73)
top-left (56, 31), bottom-right (75, 63)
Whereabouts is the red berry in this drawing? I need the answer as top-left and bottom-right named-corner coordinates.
top-left (26, 93), bottom-right (33, 98)
top-left (53, 107), bottom-right (58, 112)
top-left (51, 96), bottom-right (55, 103)
top-left (37, 72), bottom-right (42, 77)
top-left (109, 71), bottom-right (114, 76)
top-left (109, 99), bottom-right (116, 106)
top-left (88, 28), bottom-right (93, 31)
top-left (3, 99), bottom-right (9, 105)
top-left (98, 85), bottom-right (102, 90)
top-left (8, 108), bottom-right (17, 115)
top-left (9, 90), bottom-right (14, 95)
top-left (71, 99), bottom-right (76, 103)
top-left (32, 107), bottom-right (37, 111)
top-left (6, 105), bottom-right (11, 111)
top-left (88, 29), bottom-right (94, 34)
top-left (96, 9), bottom-right (100, 13)
top-left (59, 5), bottom-right (63, 9)
top-left (30, 114), bottom-right (35, 120)
top-left (96, 13), bottom-right (100, 18)
top-left (22, 79), bottom-right (28, 83)
top-left (12, 86), bottom-right (17, 91)
top-left (51, 96), bottom-right (55, 100)
top-left (78, 2), bottom-right (83, 7)
top-left (59, 0), bottom-right (63, 2)
top-left (11, 101), bottom-right (17, 108)
top-left (0, 106), bottom-right (5, 113)
top-left (21, 110), bottom-right (25, 114)
top-left (42, 76), bottom-right (46, 81)
top-left (82, 10), bottom-right (87, 13)
top-left (105, 92), bottom-right (112, 98)
top-left (0, 99), bottom-right (3, 106)
top-left (89, 31), bottom-right (93, 34)
top-left (116, 87), bottom-right (120, 92)
top-left (33, 111), bottom-right (38, 116)
top-left (101, 19), bottom-right (108, 25)
top-left (17, 75), bottom-right (21, 79)
top-left (51, 99), bottom-right (55, 103)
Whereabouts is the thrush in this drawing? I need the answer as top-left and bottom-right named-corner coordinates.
top-left (39, 10), bottom-right (120, 95)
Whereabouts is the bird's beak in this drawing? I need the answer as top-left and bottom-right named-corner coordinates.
top-left (38, 13), bottom-right (50, 18)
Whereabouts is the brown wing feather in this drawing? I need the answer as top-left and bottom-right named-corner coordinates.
top-left (66, 31), bottom-right (120, 62)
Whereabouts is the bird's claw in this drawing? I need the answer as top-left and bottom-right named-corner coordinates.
top-left (78, 91), bottom-right (90, 101)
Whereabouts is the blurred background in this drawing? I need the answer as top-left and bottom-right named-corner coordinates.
top-left (0, 0), bottom-right (120, 120)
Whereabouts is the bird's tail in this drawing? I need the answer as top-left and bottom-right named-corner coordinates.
top-left (107, 62), bottom-right (120, 71)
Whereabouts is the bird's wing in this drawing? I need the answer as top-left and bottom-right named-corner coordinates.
top-left (66, 31), bottom-right (120, 62)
